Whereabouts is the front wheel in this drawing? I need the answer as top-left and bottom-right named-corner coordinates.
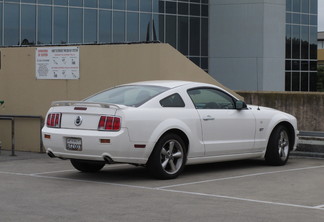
top-left (265, 125), bottom-right (290, 166)
top-left (147, 133), bottom-right (187, 179)
top-left (70, 159), bottom-right (105, 172)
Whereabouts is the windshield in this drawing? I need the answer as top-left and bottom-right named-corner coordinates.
top-left (84, 85), bottom-right (169, 107)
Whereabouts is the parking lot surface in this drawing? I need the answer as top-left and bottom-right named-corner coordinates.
top-left (0, 152), bottom-right (324, 222)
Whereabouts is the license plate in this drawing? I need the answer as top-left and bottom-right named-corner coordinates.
top-left (66, 138), bottom-right (82, 151)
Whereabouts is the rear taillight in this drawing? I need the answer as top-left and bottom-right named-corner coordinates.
top-left (98, 116), bottom-right (121, 131)
top-left (46, 113), bottom-right (62, 128)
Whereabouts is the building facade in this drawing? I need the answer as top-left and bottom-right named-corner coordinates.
top-left (0, 0), bottom-right (318, 92)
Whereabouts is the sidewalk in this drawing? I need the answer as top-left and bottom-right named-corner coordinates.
top-left (292, 131), bottom-right (324, 158)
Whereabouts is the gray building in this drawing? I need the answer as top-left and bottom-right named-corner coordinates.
top-left (0, 0), bottom-right (318, 91)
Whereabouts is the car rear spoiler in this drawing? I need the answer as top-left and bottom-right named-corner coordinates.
top-left (51, 101), bottom-right (123, 109)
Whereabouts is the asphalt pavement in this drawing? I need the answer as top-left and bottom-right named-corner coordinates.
top-left (0, 151), bottom-right (324, 222)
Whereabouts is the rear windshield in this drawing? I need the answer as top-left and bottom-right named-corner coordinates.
top-left (84, 85), bottom-right (169, 107)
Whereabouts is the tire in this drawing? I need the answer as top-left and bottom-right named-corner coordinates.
top-left (147, 133), bottom-right (187, 179)
top-left (70, 159), bottom-right (105, 173)
top-left (265, 125), bottom-right (290, 166)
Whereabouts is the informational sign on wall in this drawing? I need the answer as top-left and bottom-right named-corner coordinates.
top-left (36, 47), bottom-right (80, 79)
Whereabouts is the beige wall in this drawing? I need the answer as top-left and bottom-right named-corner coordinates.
top-left (0, 43), bottom-right (237, 152)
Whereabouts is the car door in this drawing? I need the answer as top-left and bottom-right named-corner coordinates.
top-left (187, 88), bottom-right (256, 156)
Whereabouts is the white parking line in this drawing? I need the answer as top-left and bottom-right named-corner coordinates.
top-left (157, 188), bottom-right (324, 211)
top-left (156, 165), bottom-right (324, 189)
top-left (314, 204), bottom-right (324, 209)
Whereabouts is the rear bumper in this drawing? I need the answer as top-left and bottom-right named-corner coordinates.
top-left (42, 127), bottom-right (149, 164)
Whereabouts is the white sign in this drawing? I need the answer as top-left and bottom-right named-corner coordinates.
top-left (36, 47), bottom-right (80, 79)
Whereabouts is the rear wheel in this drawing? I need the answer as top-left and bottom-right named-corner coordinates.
top-left (147, 133), bottom-right (186, 179)
top-left (70, 159), bottom-right (105, 172)
top-left (265, 125), bottom-right (290, 166)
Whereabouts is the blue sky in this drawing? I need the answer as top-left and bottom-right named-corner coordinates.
top-left (319, 0), bottom-right (324, 31)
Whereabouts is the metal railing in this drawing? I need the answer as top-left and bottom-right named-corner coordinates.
top-left (0, 115), bottom-right (44, 156)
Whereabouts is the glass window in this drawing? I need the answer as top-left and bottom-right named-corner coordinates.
top-left (287, 0), bottom-right (292, 11)
top-left (301, 0), bottom-right (309, 13)
top-left (99, 10), bottom-right (112, 43)
top-left (190, 57), bottom-right (200, 66)
top-left (292, 60), bottom-right (300, 70)
top-left (286, 60), bottom-right (292, 70)
top-left (140, 13), bottom-right (151, 41)
top-left (99, 0), bottom-right (112, 8)
top-left (21, 0), bottom-right (36, 3)
top-left (38, 0), bottom-right (52, 4)
top-left (178, 16), bottom-right (188, 55)
top-left (292, 25), bottom-right (300, 59)
top-left (178, 2), bottom-right (188, 15)
top-left (190, 17), bottom-right (200, 56)
top-left (310, 15), bottom-right (317, 25)
top-left (85, 85), bottom-right (169, 107)
top-left (69, 8), bottom-right (83, 43)
top-left (4, 3), bottom-right (19, 46)
top-left (158, 14), bottom-right (164, 42)
top-left (127, 13), bottom-right (139, 42)
top-left (309, 26), bottom-right (317, 59)
top-left (166, 1), bottom-right (176, 14)
top-left (201, 57), bottom-right (208, 70)
top-left (159, 1), bottom-right (164, 13)
top-left (38, 6), bottom-right (52, 44)
top-left (84, 9), bottom-right (97, 43)
top-left (54, 0), bottom-right (68, 5)
top-left (127, 0), bottom-right (139, 11)
top-left (21, 5), bottom-right (36, 45)
top-left (301, 26), bottom-right (309, 59)
top-left (153, 0), bottom-right (158, 12)
top-left (166, 15), bottom-right (176, 48)
top-left (286, 13), bottom-right (292, 23)
top-left (69, 0), bottom-right (82, 7)
top-left (293, 0), bottom-right (300, 12)
top-left (153, 14), bottom-right (160, 41)
top-left (201, 4), bottom-right (208, 17)
top-left (285, 72), bottom-right (292, 91)
top-left (301, 61), bottom-right (309, 70)
top-left (113, 11), bottom-right (125, 42)
top-left (309, 72), bottom-right (317, 91)
top-left (84, 0), bottom-right (97, 8)
top-left (292, 13), bottom-right (300, 24)
top-left (113, 0), bottom-right (125, 10)
top-left (140, 0), bottom-right (152, 12)
top-left (292, 72), bottom-right (300, 91)
top-left (190, 3), bottom-right (200, 16)
top-left (301, 14), bottom-right (309, 25)
top-left (310, 61), bottom-right (317, 70)
top-left (286, 25), bottom-right (292, 58)
top-left (54, 7), bottom-right (68, 44)
top-left (188, 88), bottom-right (235, 110)
top-left (201, 18), bottom-right (208, 57)
top-left (301, 72), bottom-right (309, 91)
top-left (160, 94), bottom-right (185, 107)
top-left (310, 0), bottom-right (317, 14)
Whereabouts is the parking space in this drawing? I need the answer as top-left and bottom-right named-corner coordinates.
top-left (1, 154), bottom-right (324, 221)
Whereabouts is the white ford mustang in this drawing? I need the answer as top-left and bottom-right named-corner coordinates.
top-left (42, 81), bottom-right (298, 179)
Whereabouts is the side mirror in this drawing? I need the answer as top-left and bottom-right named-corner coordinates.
top-left (0, 100), bottom-right (4, 106)
top-left (235, 100), bottom-right (247, 110)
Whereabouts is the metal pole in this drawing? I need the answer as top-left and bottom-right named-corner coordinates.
top-left (11, 118), bottom-right (15, 156)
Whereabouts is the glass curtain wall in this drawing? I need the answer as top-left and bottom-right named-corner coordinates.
top-left (0, 0), bottom-right (208, 71)
top-left (286, 0), bottom-right (317, 91)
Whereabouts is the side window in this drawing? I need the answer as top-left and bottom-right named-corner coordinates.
top-left (160, 93), bottom-right (185, 107)
top-left (187, 88), bottom-right (235, 109)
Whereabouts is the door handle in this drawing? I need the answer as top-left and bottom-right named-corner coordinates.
top-left (203, 115), bottom-right (215, 121)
